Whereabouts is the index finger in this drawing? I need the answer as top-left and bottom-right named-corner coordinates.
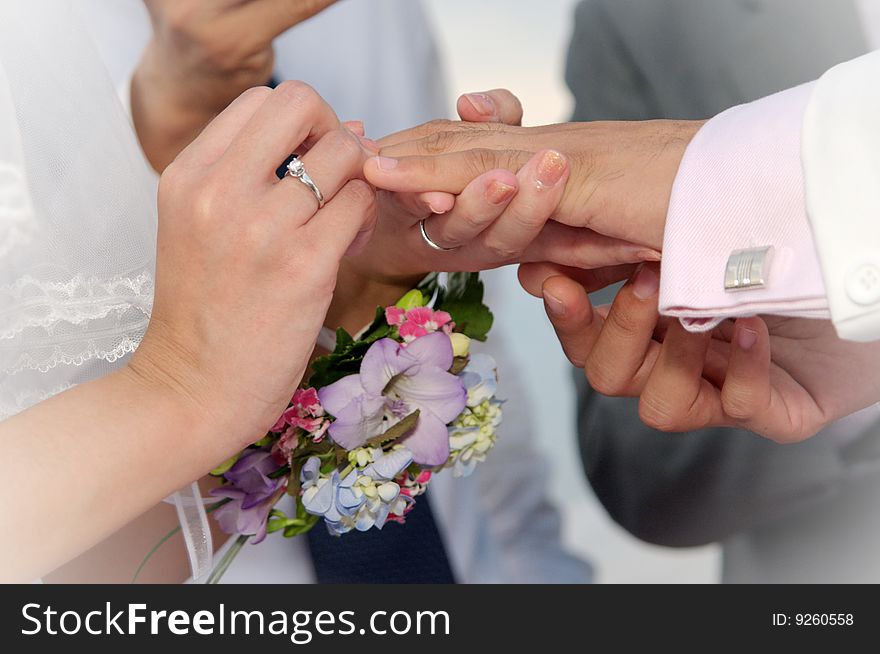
top-left (364, 150), bottom-right (530, 194)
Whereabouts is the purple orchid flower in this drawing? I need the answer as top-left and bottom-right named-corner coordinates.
top-left (210, 448), bottom-right (285, 544)
top-left (318, 332), bottom-right (467, 466)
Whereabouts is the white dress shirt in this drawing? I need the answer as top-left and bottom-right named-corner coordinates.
top-left (78, 0), bottom-right (591, 584)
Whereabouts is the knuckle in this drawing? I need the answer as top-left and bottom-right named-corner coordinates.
top-left (340, 179), bottom-right (377, 208)
top-left (638, 393), bottom-right (683, 432)
top-left (721, 389), bottom-right (760, 421)
top-left (464, 149), bottom-right (501, 178)
top-left (422, 130), bottom-right (460, 155)
top-left (416, 119), bottom-right (455, 139)
top-left (481, 238), bottom-right (520, 263)
top-left (605, 299), bottom-right (644, 336)
top-left (512, 208), bottom-right (549, 231)
top-left (584, 360), bottom-right (625, 397)
top-left (237, 85), bottom-right (273, 106)
top-left (454, 210), bottom-right (491, 234)
top-left (273, 80), bottom-right (320, 112)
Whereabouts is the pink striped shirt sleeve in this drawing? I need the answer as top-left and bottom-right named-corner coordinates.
top-left (658, 82), bottom-right (829, 332)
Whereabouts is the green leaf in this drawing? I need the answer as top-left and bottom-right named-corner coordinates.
top-left (209, 452), bottom-right (241, 477)
top-left (396, 289), bottom-right (427, 310)
top-left (435, 273), bottom-right (494, 341)
top-left (366, 410), bottom-right (420, 448)
top-left (335, 327), bottom-right (355, 351)
top-left (417, 272), bottom-right (442, 299)
top-left (283, 513), bottom-right (320, 538)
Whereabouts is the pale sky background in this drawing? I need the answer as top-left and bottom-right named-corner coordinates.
top-left (425, 0), bottom-right (578, 125)
top-left (424, 0), bottom-right (721, 583)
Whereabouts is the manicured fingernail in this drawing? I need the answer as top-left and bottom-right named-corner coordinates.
top-left (485, 180), bottom-right (517, 205)
top-left (536, 150), bottom-right (567, 188)
top-left (375, 156), bottom-right (398, 171)
top-left (640, 249), bottom-right (663, 262)
top-left (465, 93), bottom-right (497, 119)
top-left (737, 326), bottom-right (758, 351)
top-left (428, 204), bottom-right (449, 215)
top-left (543, 290), bottom-right (566, 317)
top-left (631, 264), bottom-right (659, 300)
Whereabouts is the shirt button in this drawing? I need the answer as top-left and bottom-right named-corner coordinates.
top-left (846, 263), bottom-right (880, 305)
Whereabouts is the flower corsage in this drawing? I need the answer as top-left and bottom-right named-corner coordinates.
top-left (206, 273), bottom-right (502, 581)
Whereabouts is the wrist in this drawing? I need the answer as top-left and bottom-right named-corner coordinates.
top-left (324, 264), bottom-right (422, 335)
top-left (122, 329), bottom-right (255, 453)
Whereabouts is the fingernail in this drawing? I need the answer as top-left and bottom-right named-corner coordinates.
top-left (737, 326), bottom-right (758, 351)
top-left (485, 180), bottom-right (517, 205)
top-left (464, 93), bottom-right (498, 119)
top-left (543, 290), bottom-right (566, 317)
top-left (536, 150), bottom-right (567, 188)
top-left (631, 264), bottom-right (660, 300)
top-left (640, 249), bottom-right (662, 262)
top-left (359, 136), bottom-right (380, 155)
top-left (345, 120), bottom-right (365, 136)
top-left (427, 203), bottom-right (449, 215)
top-left (375, 156), bottom-right (398, 171)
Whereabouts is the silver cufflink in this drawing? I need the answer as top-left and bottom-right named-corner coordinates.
top-left (724, 246), bottom-right (773, 292)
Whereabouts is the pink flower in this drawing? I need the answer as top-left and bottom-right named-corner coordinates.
top-left (407, 307), bottom-right (452, 331)
top-left (385, 306), bottom-right (406, 326)
top-left (396, 469), bottom-right (432, 499)
top-left (385, 305), bottom-right (455, 344)
top-left (398, 321), bottom-right (429, 342)
top-left (270, 387), bottom-right (330, 443)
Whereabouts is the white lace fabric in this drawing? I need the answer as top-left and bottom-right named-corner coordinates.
top-left (0, 1), bottom-right (157, 420)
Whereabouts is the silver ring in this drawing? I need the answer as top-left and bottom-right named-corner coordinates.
top-left (419, 219), bottom-right (459, 252)
top-left (285, 155), bottom-right (325, 209)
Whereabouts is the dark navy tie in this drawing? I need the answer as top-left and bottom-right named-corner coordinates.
top-left (306, 493), bottom-right (456, 584)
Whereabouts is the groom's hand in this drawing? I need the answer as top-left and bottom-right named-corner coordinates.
top-left (518, 262), bottom-right (880, 443)
top-left (367, 114), bottom-right (704, 252)
top-left (324, 89), bottom-right (656, 334)
top-left (133, 0), bottom-right (339, 171)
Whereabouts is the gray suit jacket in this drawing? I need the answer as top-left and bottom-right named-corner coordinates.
top-left (567, 0), bottom-right (880, 581)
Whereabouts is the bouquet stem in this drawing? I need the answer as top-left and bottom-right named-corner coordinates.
top-left (206, 534), bottom-right (250, 585)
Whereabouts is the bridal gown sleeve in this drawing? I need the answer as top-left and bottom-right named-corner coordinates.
top-left (658, 50), bottom-right (880, 342)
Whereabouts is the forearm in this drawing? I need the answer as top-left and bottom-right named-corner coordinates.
top-left (131, 46), bottom-right (222, 172)
top-left (1, 366), bottom-right (234, 582)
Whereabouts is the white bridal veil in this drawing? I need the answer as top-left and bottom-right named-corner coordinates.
top-left (0, 1), bottom-right (211, 579)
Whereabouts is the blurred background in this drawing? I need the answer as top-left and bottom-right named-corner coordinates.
top-left (424, 0), bottom-right (720, 583)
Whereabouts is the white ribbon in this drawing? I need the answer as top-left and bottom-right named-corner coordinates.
top-left (171, 483), bottom-right (213, 583)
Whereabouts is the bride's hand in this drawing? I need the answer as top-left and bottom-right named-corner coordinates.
top-left (133, 0), bottom-right (339, 170)
top-left (129, 81), bottom-right (376, 447)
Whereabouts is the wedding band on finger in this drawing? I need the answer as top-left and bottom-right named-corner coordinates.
top-left (419, 218), bottom-right (460, 252)
top-left (284, 155), bottom-right (325, 209)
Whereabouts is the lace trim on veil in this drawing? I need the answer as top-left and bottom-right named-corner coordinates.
top-left (1, 272), bottom-right (153, 374)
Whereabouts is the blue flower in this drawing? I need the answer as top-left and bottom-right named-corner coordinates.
top-left (300, 448), bottom-right (414, 535)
